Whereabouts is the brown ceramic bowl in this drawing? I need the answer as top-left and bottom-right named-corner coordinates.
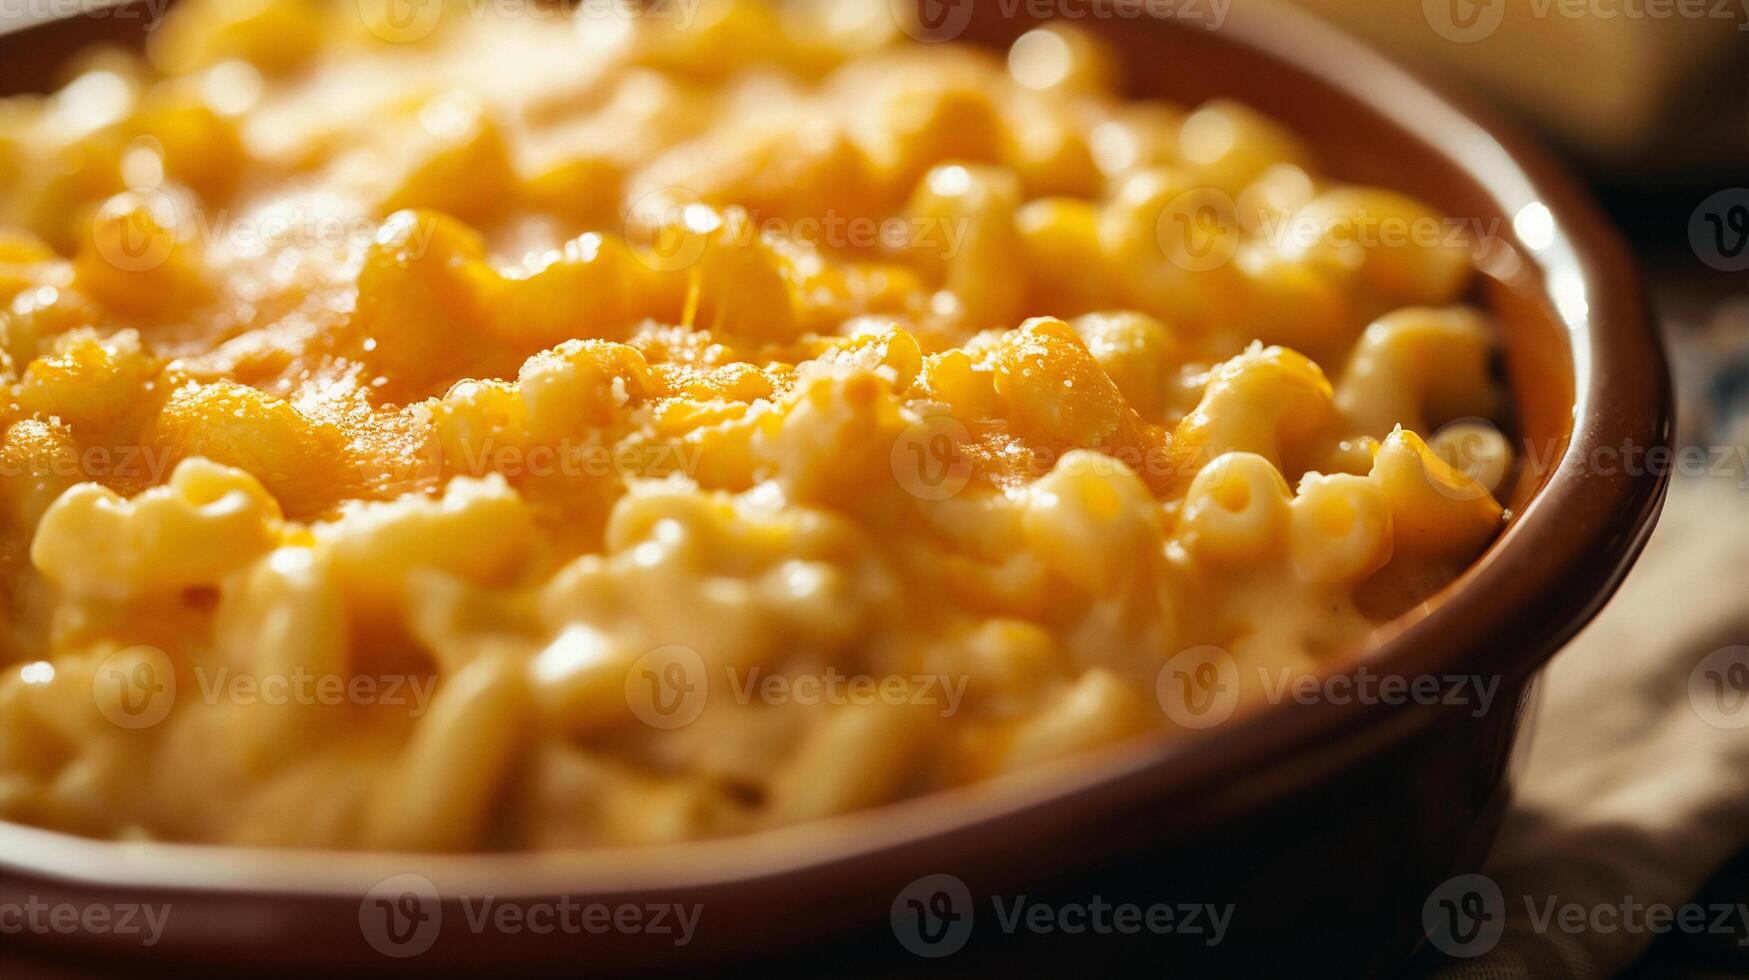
top-left (0, 1), bottom-right (1670, 976)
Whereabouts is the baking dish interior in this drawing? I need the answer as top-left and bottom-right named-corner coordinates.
top-left (0, 0), bottom-right (1665, 907)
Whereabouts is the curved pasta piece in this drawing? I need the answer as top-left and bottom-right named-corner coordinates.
top-left (1178, 451), bottom-right (1292, 565)
top-left (1173, 345), bottom-right (1337, 476)
top-left (1336, 307), bottom-right (1499, 439)
top-left (31, 458), bottom-right (282, 598)
top-left (1370, 427), bottom-right (1504, 561)
top-left (364, 650), bottom-right (528, 852)
top-left (1290, 472), bottom-right (1394, 586)
top-left (1022, 448), bottom-right (1161, 592)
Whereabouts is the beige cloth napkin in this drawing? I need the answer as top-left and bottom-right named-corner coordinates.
top-left (1420, 298), bottom-right (1749, 977)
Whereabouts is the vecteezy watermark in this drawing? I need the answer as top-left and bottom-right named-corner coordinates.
top-left (356, 0), bottom-right (702, 44)
top-left (0, 0), bottom-right (174, 33)
top-left (723, 667), bottom-right (968, 716)
top-left (1519, 896), bottom-right (1749, 947)
top-left (446, 439), bottom-right (703, 481)
top-left (623, 644), bottom-right (710, 730)
top-left (1425, 418), bottom-right (1512, 501)
top-left (0, 442), bottom-right (175, 484)
top-left (1156, 645), bottom-right (1242, 729)
top-left (87, 647), bottom-right (445, 729)
top-left (359, 874), bottom-right (702, 959)
top-left (1690, 645), bottom-right (1749, 729)
top-left (361, 875), bottom-right (442, 958)
top-left (892, 874), bottom-right (976, 957)
top-left (1155, 647), bottom-right (1503, 731)
top-left (1426, 0), bottom-right (1749, 42)
top-left (193, 667), bottom-right (438, 718)
top-left (883, 423), bottom-right (1749, 506)
top-left (358, 434), bottom-right (706, 490)
top-left (621, 645), bottom-right (970, 729)
top-left (890, 416), bottom-right (975, 501)
top-left (1256, 208), bottom-right (1504, 263)
top-left (888, 417), bottom-right (1197, 502)
top-left (1560, 440), bottom-right (1749, 487)
top-left (1691, 188), bottom-right (1749, 273)
top-left (1258, 666), bottom-right (1501, 718)
top-left (572, 0), bottom-right (700, 29)
top-left (891, 874), bottom-right (1233, 958)
top-left (1154, 188), bottom-right (1508, 273)
top-left (621, 186), bottom-right (974, 272)
top-left (0, 897), bottom-right (172, 947)
top-left (1422, 0), bottom-right (1508, 42)
top-left (91, 188), bottom-right (446, 274)
top-left (893, 0), bottom-right (1230, 43)
top-left (1155, 188), bottom-right (1244, 272)
top-left (1425, 873), bottom-right (1749, 958)
top-left (1436, 434), bottom-right (1749, 491)
top-left (1423, 874), bottom-right (1508, 958)
top-left (892, 422), bottom-right (1748, 509)
top-left (91, 645), bottom-right (176, 730)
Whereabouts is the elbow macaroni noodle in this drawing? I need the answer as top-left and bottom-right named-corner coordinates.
top-left (0, 0), bottom-right (1514, 851)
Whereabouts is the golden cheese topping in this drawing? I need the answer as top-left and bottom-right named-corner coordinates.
top-left (0, 0), bottom-right (1510, 850)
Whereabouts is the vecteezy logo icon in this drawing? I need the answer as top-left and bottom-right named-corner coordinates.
top-left (360, 874), bottom-right (442, 958)
top-left (1423, 873), bottom-right (1505, 958)
top-left (1708, 207), bottom-right (1749, 258)
top-left (91, 187), bottom-right (179, 275)
top-left (622, 186), bottom-right (712, 272)
top-left (1156, 645), bottom-right (1240, 729)
top-left (1690, 646), bottom-right (1749, 730)
top-left (625, 644), bottom-right (708, 729)
top-left (1690, 189), bottom-right (1749, 273)
top-left (1154, 188), bottom-right (1240, 272)
top-left (892, 0), bottom-right (973, 43)
top-left (92, 645), bottom-right (176, 730)
top-left (1425, 418), bottom-right (1506, 502)
top-left (119, 664), bottom-right (158, 714)
top-left (358, 0), bottom-right (445, 44)
top-left (1423, 0), bottom-right (1505, 43)
top-left (890, 416), bottom-right (973, 500)
top-left (891, 874), bottom-right (974, 958)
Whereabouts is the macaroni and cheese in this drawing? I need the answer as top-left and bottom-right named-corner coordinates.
top-left (0, 0), bottom-right (1512, 851)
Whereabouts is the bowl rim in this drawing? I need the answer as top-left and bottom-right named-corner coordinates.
top-left (0, 0), bottom-right (1671, 901)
